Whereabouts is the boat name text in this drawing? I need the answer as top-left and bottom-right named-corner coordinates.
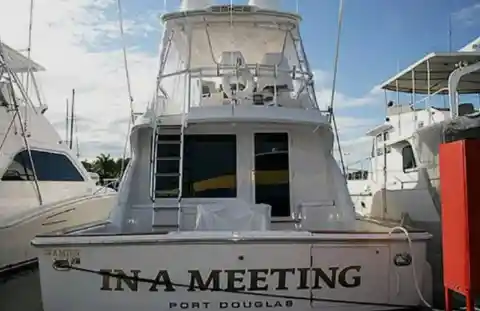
top-left (99, 265), bottom-right (362, 292)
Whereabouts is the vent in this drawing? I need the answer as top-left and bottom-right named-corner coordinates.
top-left (209, 5), bottom-right (255, 13)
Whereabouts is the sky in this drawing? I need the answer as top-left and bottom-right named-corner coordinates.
top-left (0, 0), bottom-right (478, 165)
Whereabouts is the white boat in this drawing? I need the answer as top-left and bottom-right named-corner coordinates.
top-left (345, 36), bottom-right (480, 307)
top-left (346, 35), bottom-right (480, 224)
top-left (32, 1), bottom-right (433, 310)
top-left (0, 42), bottom-right (117, 274)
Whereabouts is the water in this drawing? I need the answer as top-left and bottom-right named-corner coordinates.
top-left (0, 268), bottom-right (42, 311)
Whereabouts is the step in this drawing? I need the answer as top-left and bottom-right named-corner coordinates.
top-left (157, 156), bottom-right (181, 161)
top-left (156, 172), bottom-right (180, 177)
top-left (157, 140), bottom-right (181, 145)
top-left (157, 125), bottom-right (182, 130)
top-left (155, 189), bottom-right (179, 197)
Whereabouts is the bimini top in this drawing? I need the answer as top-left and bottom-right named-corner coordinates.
top-left (162, 4), bottom-right (301, 24)
top-left (1, 42), bottom-right (45, 73)
top-left (380, 52), bottom-right (480, 94)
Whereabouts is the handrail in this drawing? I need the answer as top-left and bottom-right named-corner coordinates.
top-left (158, 64), bottom-right (312, 81)
top-left (413, 87), bottom-right (448, 107)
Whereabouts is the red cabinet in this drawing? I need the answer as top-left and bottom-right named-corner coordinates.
top-left (439, 139), bottom-right (480, 311)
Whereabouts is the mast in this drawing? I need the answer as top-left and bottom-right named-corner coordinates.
top-left (65, 98), bottom-right (69, 145)
top-left (69, 88), bottom-right (75, 150)
top-left (448, 13), bottom-right (452, 52)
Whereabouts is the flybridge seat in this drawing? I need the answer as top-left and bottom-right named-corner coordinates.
top-left (199, 51), bottom-right (298, 108)
top-left (218, 51), bottom-right (253, 99)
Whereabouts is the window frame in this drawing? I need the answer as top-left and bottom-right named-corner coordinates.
top-left (154, 134), bottom-right (238, 199)
top-left (401, 143), bottom-right (417, 172)
top-left (1, 149), bottom-right (86, 182)
top-left (252, 131), bottom-right (291, 219)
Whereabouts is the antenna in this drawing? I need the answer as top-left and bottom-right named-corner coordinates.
top-left (69, 88), bottom-right (75, 150)
top-left (448, 13), bottom-right (452, 52)
top-left (65, 98), bottom-right (69, 144)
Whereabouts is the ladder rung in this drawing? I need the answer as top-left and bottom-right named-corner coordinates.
top-left (152, 224), bottom-right (179, 229)
top-left (157, 156), bottom-right (181, 161)
top-left (155, 189), bottom-right (180, 196)
top-left (157, 140), bottom-right (181, 145)
top-left (156, 172), bottom-right (180, 177)
top-left (157, 125), bottom-right (182, 130)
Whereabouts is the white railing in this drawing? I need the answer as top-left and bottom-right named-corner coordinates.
top-left (155, 64), bottom-right (321, 116)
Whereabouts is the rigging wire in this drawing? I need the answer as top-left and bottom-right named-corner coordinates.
top-left (116, 0), bottom-right (135, 179)
top-left (0, 34), bottom-right (43, 205)
top-left (0, 40), bottom-right (43, 205)
top-left (24, 0), bottom-right (35, 133)
top-left (327, 0), bottom-right (347, 176)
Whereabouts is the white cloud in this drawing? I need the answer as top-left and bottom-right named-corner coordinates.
top-left (333, 117), bottom-right (376, 167)
top-left (0, 1), bottom-right (382, 164)
top-left (311, 69), bottom-right (382, 166)
top-left (313, 69), bottom-right (383, 110)
top-left (0, 0), bottom-right (160, 160)
top-left (452, 3), bottom-right (480, 27)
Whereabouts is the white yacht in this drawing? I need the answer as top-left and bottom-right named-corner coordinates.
top-left (346, 36), bottom-right (480, 307)
top-left (32, 1), bottom-right (433, 310)
top-left (0, 42), bottom-right (117, 274)
top-left (347, 36), bottom-right (480, 224)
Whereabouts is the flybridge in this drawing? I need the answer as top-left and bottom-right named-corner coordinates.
top-left (179, 0), bottom-right (281, 12)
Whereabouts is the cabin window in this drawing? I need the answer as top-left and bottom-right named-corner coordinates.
top-left (347, 170), bottom-right (368, 180)
top-left (254, 133), bottom-right (290, 217)
top-left (183, 135), bottom-right (236, 198)
top-left (155, 134), bottom-right (237, 198)
top-left (402, 144), bottom-right (417, 171)
top-left (1, 150), bottom-right (84, 181)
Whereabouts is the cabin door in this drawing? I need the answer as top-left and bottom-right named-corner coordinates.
top-left (253, 132), bottom-right (291, 217)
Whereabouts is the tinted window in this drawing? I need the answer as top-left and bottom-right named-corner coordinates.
top-left (402, 144), bottom-right (417, 171)
top-left (155, 135), bottom-right (237, 198)
top-left (1, 150), bottom-right (84, 181)
top-left (254, 133), bottom-right (290, 217)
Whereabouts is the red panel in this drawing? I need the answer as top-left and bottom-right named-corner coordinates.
top-left (440, 139), bottom-right (480, 296)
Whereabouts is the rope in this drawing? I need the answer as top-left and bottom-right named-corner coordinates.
top-left (116, 0), bottom-right (135, 178)
top-left (388, 226), bottom-right (432, 309)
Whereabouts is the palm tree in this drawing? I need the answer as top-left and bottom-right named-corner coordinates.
top-left (92, 153), bottom-right (117, 179)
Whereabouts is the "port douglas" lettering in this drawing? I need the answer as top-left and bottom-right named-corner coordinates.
top-left (99, 266), bottom-right (362, 292)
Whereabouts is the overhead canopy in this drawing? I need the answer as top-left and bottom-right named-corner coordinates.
top-left (380, 52), bottom-right (480, 94)
top-left (0, 42), bottom-right (45, 73)
top-left (442, 112), bottom-right (480, 143)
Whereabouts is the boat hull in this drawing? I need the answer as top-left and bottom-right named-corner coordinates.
top-left (32, 230), bottom-right (432, 311)
top-left (0, 193), bottom-right (116, 274)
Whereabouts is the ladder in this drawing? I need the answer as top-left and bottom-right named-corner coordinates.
top-left (151, 123), bottom-right (186, 230)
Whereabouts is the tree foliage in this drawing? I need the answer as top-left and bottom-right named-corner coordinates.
top-left (81, 153), bottom-right (130, 180)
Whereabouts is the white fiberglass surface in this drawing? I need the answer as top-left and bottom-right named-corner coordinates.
top-left (157, 18), bottom-right (315, 115)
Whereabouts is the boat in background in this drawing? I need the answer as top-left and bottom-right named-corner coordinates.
top-left (32, 1), bottom-right (433, 310)
top-left (0, 42), bottom-right (117, 274)
top-left (346, 35), bottom-right (480, 307)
